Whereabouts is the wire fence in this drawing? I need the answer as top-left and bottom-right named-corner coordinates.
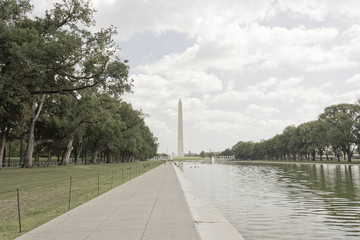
top-left (1, 159), bottom-right (148, 169)
top-left (0, 161), bottom-right (161, 240)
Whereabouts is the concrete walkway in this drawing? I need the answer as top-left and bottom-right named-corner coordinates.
top-left (16, 164), bottom-right (200, 240)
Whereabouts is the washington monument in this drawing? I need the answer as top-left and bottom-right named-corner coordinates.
top-left (178, 99), bottom-right (184, 157)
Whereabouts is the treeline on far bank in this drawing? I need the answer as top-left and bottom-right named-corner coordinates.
top-left (220, 102), bottom-right (360, 162)
top-left (0, 0), bottom-right (158, 169)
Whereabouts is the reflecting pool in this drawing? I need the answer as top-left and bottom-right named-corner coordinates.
top-left (182, 162), bottom-right (360, 240)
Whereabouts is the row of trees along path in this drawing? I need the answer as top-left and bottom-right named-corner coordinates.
top-left (0, 0), bottom-right (158, 169)
top-left (221, 102), bottom-right (360, 162)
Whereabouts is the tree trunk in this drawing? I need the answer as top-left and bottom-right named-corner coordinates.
top-left (24, 95), bottom-right (46, 168)
top-left (61, 135), bottom-right (74, 165)
top-left (24, 120), bottom-right (35, 168)
top-left (311, 151), bottom-right (316, 161)
top-left (74, 143), bottom-right (82, 165)
top-left (336, 152), bottom-right (340, 162)
top-left (7, 141), bottom-right (11, 167)
top-left (91, 149), bottom-right (101, 164)
top-left (34, 144), bottom-right (40, 166)
top-left (20, 136), bottom-right (26, 165)
top-left (47, 146), bottom-right (52, 167)
top-left (106, 150), bottom-right (112, 163)
top-left (0, 129), bottom-right (7, 170)
top-left (2, 145), bottom-right (5, 165)
top-left (347, 149), bottom-right (352, 163)
top-left (319, 150), bottom-right (323, 161)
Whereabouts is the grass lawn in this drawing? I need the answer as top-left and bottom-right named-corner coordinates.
top-left (0, 161), bottom-right (162, 240)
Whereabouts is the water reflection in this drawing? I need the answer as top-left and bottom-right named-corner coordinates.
top-left (183, 162), bottom-right (360, 240)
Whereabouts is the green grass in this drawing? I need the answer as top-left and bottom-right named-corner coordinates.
top-left (0, 161), bottom-right (162, 240)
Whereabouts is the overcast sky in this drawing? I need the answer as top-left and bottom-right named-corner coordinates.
top-left (33, 0), bottom-right (360, 155)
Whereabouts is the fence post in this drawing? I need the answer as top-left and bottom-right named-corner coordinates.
top-left (121, 168), bottom-right (123, 183)
top-left (17, 188), bottom-right (21, 233)
top-left (68, 176), bottom-right (72, 209)
top-left (129, 167), bottom-right (131, 179)
top-left (98, 172), bottom-right (100, 196)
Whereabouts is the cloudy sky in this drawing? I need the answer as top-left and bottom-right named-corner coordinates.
top-left (33, 0), bottom-right (360, 155)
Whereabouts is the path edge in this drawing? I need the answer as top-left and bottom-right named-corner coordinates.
top-left (173, 163), bottom-right (246, 240)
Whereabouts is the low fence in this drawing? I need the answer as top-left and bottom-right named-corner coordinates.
top-left (1, 159), bottom-right (151, 169)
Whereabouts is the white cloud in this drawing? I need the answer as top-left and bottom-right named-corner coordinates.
top-left (257, 119), bottom-right (296, 132)
top-left (346, 74), bottom-right (360, 84)
top-left (32, 0), bottom-right (359, 74)
top-left (134, 22), bottom-right (349, 74)
top-left (247, 104), bottom-right (280, 115)
top-left (278, 0), bottom-right (360, 21)
top-left (91, 0), bottom-right (275, 40)
top-left (192, 110), bottom-right (251, 134)
top-left (337, 90), bottom-right (360, 100)
top-left (344, 24), bottom-right (360, 43)
top-left (170, 71), bottom-right (223, 93)
top-left (213, 77), bottom-right (332, 104)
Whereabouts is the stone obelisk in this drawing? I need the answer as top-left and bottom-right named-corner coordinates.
top-left (178, 99), bottom-right (184, 157)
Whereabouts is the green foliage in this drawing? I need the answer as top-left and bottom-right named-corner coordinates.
top-left (0, 0), bottom-right (157, 167)
top-left (319, 103), bottom-right (360, 162)
top-left (81, 94), bottom-right (158, 162)
top-left (219, 148), bottom-right (233, 156)
top-left (227, 102), bottom-right (360, 162)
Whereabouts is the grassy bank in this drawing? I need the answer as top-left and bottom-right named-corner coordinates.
top-left (0, 161), bottom-right (161, 240)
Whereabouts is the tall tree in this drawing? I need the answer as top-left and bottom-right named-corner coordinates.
top-left (319, 104), bottom-right (360, 162)
top-left (0, 0), bottom-right (33, 169)
top-left (1, 0), bottom-right (132, 167)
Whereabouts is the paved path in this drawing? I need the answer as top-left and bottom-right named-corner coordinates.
top-left (16, 164), bottom-right (200, 240)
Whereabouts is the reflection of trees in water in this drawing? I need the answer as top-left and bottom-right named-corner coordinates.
top-left (274, 163), bottom-right (360, 236)
top-left (273, 163), bottom-right (359, 201)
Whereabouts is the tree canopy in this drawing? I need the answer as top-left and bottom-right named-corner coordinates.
top-left (222, 102), bottom-right (360, 163)
top-left (0, 0), bottom-right (158, 169)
